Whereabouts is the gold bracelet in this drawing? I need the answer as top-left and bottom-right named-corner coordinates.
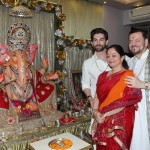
top-left (41, 67), bottom-right (48, 71)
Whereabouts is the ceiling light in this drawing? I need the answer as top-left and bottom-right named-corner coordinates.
top-left (114, 0), bottom-right (138, 4)
top-left (104, 1), bottom-right (107, 4)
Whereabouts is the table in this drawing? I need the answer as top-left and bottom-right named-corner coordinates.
top-left (30, 132), bottom-right (92, 150)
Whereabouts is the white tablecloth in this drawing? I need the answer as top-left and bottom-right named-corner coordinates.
top-left (30, 132), bottom-right (92, 150)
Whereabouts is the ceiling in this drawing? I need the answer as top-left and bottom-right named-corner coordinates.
top-left (87, 0), bottom-right (150, 10)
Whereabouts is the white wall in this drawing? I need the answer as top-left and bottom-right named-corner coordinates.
top-left (50, 0), bottom-right (103, 39)
top-left (101, 5), bottom-right (131, 52)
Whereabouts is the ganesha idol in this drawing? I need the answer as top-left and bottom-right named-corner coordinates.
top-left (0, 23), bottom-right (63, 138)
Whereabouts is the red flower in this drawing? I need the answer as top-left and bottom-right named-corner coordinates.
top-left (7, 116), bottom-right (15, 125)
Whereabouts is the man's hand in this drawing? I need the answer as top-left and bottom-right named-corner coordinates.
top-left (125, 75), bottom-right (144, 89)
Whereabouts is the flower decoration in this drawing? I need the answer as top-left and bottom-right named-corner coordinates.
top-left (55, 29), bottom-right (63, 37)
top-left (55, 5), bottom-right (62, 17)
top-left (58, 60), bottom-right (64, 65)
top-left (59, 14), bottom-right (66, 21)
top-left (18, 105), bottom-right (21, 110)
top-left (58, 72), bottom-right (65, 82)
top-left (26, 104), bottom-right (30, 109)
top-left (7, 116), bottom-right (15, 125)
top-left (56, 51), bottom-right (66, 60)
top-left (62, 68), bottom-right (67, 76)
top-left (57, 39), bottom-right (65, 46)
top-left (59, 85), bottom-right (66, 93)
top-left (45, 2), bottom-right (54, 11)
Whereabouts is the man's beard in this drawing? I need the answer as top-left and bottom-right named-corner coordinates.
top-left (130, 46), bottom-right (143, 55)
top-left (93, 45), bottom-right (106, 52)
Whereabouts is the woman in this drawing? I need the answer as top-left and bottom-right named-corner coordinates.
top-left (92, 45), bottom-right (142, 150)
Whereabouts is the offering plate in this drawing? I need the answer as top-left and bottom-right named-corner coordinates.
top-left (48, 138), bottom-right (73, 149)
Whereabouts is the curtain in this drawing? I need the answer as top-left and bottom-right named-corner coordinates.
top-left (0, 5), bottom-right (55, 71)
top-left (64, 46), bottom-right (92, 97)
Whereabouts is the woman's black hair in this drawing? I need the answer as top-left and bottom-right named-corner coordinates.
top-left (106, 44), bottom-right (129, 70)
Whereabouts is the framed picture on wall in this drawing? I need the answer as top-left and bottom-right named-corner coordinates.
top-left (70, 70), bottom-right (86, 100)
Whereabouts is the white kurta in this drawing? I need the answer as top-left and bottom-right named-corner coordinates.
top-left (128, 50), bottom-right (150, 150)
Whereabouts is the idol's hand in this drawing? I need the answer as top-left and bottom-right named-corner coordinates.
top-left (45, 72), bottom-right (59, 80)
top-left (125, 75), bottom-right (144, 89)
top-left (42, 57), bottom-right (48, 68)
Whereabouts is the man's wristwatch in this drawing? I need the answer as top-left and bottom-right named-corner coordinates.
top-left (145, 82), bottom-right (149, 89)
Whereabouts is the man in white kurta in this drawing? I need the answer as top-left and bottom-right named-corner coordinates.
top-left (81, 28), bottom-right (109, 150)
top-left (125, 28), bottom-right (150, 150)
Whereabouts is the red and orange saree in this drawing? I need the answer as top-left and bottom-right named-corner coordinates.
top-left (94, 70), bottom-right (142, 150)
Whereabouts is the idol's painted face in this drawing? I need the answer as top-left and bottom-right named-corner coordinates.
top-left (129, 32), bottom-right (148, 57)
top-left (106, 48), bottom-right (124, 69)
top-left (91, 33), bottom-right (108, 52)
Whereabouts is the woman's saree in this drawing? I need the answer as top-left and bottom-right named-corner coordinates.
top-left (94, 70), bottom-right (142, 150)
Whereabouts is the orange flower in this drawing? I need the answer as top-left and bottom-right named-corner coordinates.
top-left (26, 104), bottom-right (30, 109)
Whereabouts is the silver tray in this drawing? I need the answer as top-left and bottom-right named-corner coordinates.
top-left (48, 138), bottom-right (73, 149)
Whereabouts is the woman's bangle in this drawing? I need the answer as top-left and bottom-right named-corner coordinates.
top-left (92, 109), bottom-right (98, 113)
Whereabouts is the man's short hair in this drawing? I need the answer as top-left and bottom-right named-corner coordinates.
top-left (90, 28), bottom-right (108, 41)
top-left (129, 28), bottom-right (148, 39)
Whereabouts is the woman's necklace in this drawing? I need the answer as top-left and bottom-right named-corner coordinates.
top-left (107, 69), bottom-right (126, 80)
